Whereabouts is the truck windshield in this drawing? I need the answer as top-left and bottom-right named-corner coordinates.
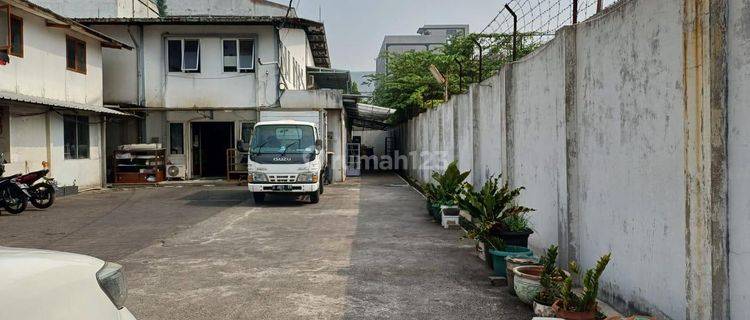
top-left (250, 125), bottom-right (315, 154)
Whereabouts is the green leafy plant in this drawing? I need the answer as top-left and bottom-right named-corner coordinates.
top-left (430, 161), bottom-right (470, 206)
top-left (535, 245), bottom-right (563, 306)
top-left (368, 32), bottom-right (543, 123)
top-left (559, 253), bottom-right (612, 312)
top-left (457, 175), bottom-right (535, 233)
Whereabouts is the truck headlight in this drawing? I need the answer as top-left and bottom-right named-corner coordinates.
top-left (249, 172), bottom-right (268, 182)
top-left (297, 172), bottom-right (318, 183)
top-left (96, 262), bottom-right (127, 310)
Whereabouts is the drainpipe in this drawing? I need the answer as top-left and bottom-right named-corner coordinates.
top-left (45, 110), bottom-right (52, 176)
top-left (101, 115), bottom-right (107, 188)
top-left (274, 27), bottom-right (282, 107)
top-left (128, 25), bottom-right (146, 142)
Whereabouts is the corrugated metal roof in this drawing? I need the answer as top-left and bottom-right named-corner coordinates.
top-left (76, 16), bottom-right (330, 67)
top-left (8, 0), bottom-right (132, 49)
top-left (0, 91), bottom-right (128, 115)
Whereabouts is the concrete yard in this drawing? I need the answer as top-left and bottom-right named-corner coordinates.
top-left (0, 173), bottom-right (531, 319)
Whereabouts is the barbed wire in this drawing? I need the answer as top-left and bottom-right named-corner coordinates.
top-left (478, 0), bottom-right (618, 49)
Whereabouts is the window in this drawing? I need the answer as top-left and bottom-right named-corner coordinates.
top-left (167, 39), bottom-right (200, 73)
top-left (167, 40), bottom-right (181, 72)
top-left (0, 5), bottom-right (10, 53)
top-left (8, 15), bottom-right (21, 57)
top-left (66, 36), bottom-right (86, 74)
top-left (183, 39), bottom-right (199, 71)
top-left (169, 123), bottom-right (184, 155)
top-left (64, 115), bottom-right (89, 159)
top-left (223, 39), bottom-right (254, 72)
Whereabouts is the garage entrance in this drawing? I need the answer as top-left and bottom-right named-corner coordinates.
top-left (191, 122), bottom-right (234, 178)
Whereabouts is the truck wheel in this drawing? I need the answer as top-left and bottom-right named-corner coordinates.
top-left (253, 192), bottom-right (265, 204)
top-left (309, 190), bottom-right (320, 204)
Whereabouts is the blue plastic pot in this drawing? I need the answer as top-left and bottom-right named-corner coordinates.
top-left (488, 246), bottom-right (533, 277)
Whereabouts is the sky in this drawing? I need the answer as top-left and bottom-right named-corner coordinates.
top-left (292, 0), bottom-right (508, 72)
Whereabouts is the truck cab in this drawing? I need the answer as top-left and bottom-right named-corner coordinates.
top-left (247, 120), bottom-right (325, 203)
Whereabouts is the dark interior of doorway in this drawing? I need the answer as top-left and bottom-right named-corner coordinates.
top-left (191, 122), bottom-right (233, 178)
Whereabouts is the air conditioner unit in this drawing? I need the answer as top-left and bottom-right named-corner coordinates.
top-left (166, 165), bottom-right (186, 180)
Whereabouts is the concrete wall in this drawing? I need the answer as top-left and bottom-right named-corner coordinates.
top-left (728, 0), bottom-right (750, 318)
top-left (279, 28), bottom-right (313, 90)
top-left (164, 0), bottom-right (292, 17)
top-left (0, 8), bottom-right (105, 107)
top-left (30, 0), bottom-right (159, 18)
top-left (3, 105), bottom-right (105, 189)
top-left (394, 0), bottom-right (745, 318)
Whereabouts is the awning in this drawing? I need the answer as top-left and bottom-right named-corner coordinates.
top-left (343, 95), bottom-right (395, 130)
top-left (0, 91), bottom-right (128, 115)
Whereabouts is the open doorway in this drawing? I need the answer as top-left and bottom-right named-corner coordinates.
top-left (191, 122), bottom-right (234, 178)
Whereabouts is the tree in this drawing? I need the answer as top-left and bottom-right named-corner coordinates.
top-left (349, 81), bottom-right (360, 95)
top-left (156, 0), bottom-right (168, 16)
top-left (368, 33), bottom-right (541, 123)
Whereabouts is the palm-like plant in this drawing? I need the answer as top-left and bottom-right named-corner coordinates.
top-left (430, 161), bottom-right (470, 206)
top-left (536, 245), bottom-right (563, 305)
top-left (457, 175), bottom-right (535, 233)
top-left (558, 253), bottom-right (612, 312)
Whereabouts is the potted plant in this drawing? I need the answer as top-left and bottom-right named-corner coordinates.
top-left (429, 161), bottom-right (470, 226)
top-left (530, 245), bottom-right (566, 315)
top-left (553, 253), bottom-right (612, 320)
top-left (506, 256), bottom-right (540, 295)
top-left (421, 183), bottom-right (442, 218)
top-left (458, 176), bottom-right (535, 247)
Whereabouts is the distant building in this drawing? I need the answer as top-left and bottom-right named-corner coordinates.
top-left (375, 24), bottom-right (469, 74)
top-left (30, 0), bottom-right (159, 18)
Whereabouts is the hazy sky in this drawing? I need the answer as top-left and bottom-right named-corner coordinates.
top-left (293, 0), bottom-right (507, 71)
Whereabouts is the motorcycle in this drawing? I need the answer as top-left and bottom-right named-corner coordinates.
top-left (0, 154), bottom-right (31, 214)
top-left (16, 165), bottom-right (56, 209)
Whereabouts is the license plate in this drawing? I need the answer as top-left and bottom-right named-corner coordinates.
top-left (272, 185), bottom-right (293, 191)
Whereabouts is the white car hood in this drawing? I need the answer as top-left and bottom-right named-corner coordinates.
top-left (0, 247), bottom-right (122, 320)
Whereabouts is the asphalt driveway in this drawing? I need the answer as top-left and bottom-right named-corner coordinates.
top-left (0, 173), bottom-right (532, 320)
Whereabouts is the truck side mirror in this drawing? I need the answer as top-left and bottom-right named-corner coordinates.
top-left (315, 139), bottom-right (323, 150)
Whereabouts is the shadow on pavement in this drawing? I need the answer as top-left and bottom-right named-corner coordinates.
top-left (341, 171), bottom-right (533, 320)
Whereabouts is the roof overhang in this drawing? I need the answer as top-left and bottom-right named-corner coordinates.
top-left (343, 94), bottom-right (395, 130)
top-left (0, 91), bottom-right (128, 115)
top-left (75, 15), bottom-right (329, 66)
top-left (5, 0), bottom-right (132, 50)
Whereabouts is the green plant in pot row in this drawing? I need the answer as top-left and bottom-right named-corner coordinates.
top-left (553, 253), bottom-right (612, 320)
top-left (422, 161), bottom-right (470, 219)
top-left (457, 175), bottom-right (537, 276)
top-left (458, 175), bottom-right (536, 247)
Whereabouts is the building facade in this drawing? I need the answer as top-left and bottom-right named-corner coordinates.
top-left (31, 0), bottom-right (159, 18)
top-left (74, 12), bottom-right (348, 182)
top-left (375, 24), bottom-right (469, 74)
top-left (0, 0), bottom-right (129, 190)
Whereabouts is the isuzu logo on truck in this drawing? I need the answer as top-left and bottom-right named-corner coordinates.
top-left (273, 157), bottom-right (292, 162)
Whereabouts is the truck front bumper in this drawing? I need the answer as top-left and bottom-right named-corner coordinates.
top-left (248, 182), bottom-right (319, 193)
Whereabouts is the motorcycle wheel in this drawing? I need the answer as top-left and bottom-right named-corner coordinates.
top-left (30, 183), bottom-right (55, 209)
top-left (3, 189), bottom-right (27, 215)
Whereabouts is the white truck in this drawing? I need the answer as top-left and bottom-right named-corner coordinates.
top-left (247, 111), bottom-right (327, 203)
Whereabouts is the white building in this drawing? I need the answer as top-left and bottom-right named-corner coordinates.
top-left (31, 0), bottom-right (160, 19)
top-left (70, 6), bottom-right (350, 182)
top-left (375, 24), bottom-right (469, 74)
top-left (0, 0), bottom-right (130, 190)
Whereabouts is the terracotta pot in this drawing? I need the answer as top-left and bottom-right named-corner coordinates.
top-left (506, 257), bottom-right (539, 295)
top-left (552, 300), bottom-right (597, 320)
